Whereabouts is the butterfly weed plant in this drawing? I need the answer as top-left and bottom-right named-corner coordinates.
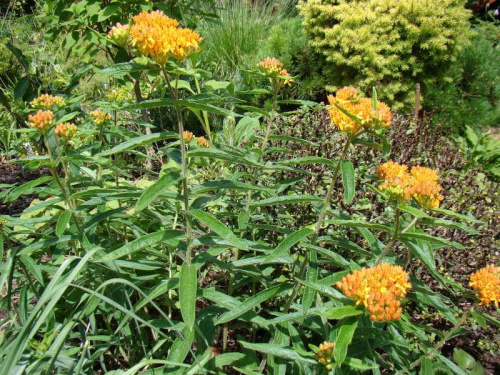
top-left (0, 9), bottom-right (498, 375)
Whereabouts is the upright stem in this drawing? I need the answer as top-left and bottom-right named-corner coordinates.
top-left (283, 135), bottom-right (353, 312)
top-left (374, 208), bottom-right (401, 265)
top-left (402, 307), bottom-right (474, 373)
top-left (163, 70), bottom-right (193, 265)
top-left (194, 75), bottom-right (211, 142)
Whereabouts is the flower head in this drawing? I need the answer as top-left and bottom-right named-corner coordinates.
top-left (128, 10), bottom-right (202, 64)
top-left (108, 22), bottom-right (131, 47)
top-left (257, 57), bottom-right (293, 87)
top-left (55, 123), bottom-right (78, 138)
top-left (315, 341), bottom-right (335, 370)
top-left (335, 264), bottom-right (412, 321)
top-left (183, 131), bottom-right (194, 142)
top-left (90, 110), bottom-right (112, 126)
top-left (405, 166), bottom-right (444, 209)
top-left (196, 136), bottom-right (210, 148)
top-left (107, 87), bottom-right (131, 103)
top-left (31, 94), bottom-right (66, 109)
top-left (469, 265), bottom-right (500, 307)
top-left (28, 110), bottom-right (55, 132)
top-left (377, 161), bottom-right (412, 202)
top-left (327, 87), bottom-right (392, 135)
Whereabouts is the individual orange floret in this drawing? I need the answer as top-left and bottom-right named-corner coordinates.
top-left (257, 57), bottom-right (293, 86)
top-left (405, 166), bottom-right (444, 209)
top-left (335, 264), bottom-right (412, 322)
top-left (377, 161), bottom-right (413, 202)
top-left (183, 131), bottom-right (194, 142)
top-left (315, 341), bottom-right (335, 370)
top-left (196, 136), bottom-right (210, 148)
top-left (327, 87), bottom-right (392, 136)
top-left (108, 22), bottom-right (130, 47)
top-left (469, 265), bottom-right (500, 307)
top-left (129, 10), bottom-right (202, 64)
top-left (55, 123), bottom-right (78, 138)
top-left (28, 110), bottom-right (55, 132)
top-left (90, 110), bottom-right (112, 126)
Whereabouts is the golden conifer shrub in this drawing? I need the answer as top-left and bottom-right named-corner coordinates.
top-left (335, 264), bottom-right (412, 321)
top-left (469, 265), bottom-right (500, 307)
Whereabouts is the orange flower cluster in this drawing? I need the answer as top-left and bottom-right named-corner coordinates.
top-left (183, 131), bottom-right (194, 142)
top-left (90, 110), bottom-right (112, 126)
top-left (257, 57), bottom-right (293, 86)
top-left (327, 87), bottom-right (392, 135)
top-left (469, 265), bottom-right (500, 307)
top-left (196, 136), bottom-right (210, 148)
top-left (377, 161), bottom-right (444, 208)
top-left (315, 341), bottom-right (335, 370)
top-left (335, 264), bottom-right (412, 321)
top-left (55, 123), bottom-right (78, 138)
top-left (28, 110), bottom-right (55, 132)
top-left (31, 94), bottom-right (65, 109)
top-left (112, 10), bottom-right (202, 65)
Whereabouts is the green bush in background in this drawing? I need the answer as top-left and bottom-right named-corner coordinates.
top-left (298, 0), bottom-right (471, 110)
top-left (425, 22), bottom-right (500, 132)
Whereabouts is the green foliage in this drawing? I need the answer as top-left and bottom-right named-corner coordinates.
top-left (298, 0), bottom-right (472, 109)
top-left (424, 22), bottom-right (500, 132)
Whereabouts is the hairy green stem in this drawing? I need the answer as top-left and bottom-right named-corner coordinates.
top-left (374, 208), bottom-right (401, 265)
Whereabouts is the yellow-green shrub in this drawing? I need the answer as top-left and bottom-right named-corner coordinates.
top-left (298, 0), bottom-right (471, 109)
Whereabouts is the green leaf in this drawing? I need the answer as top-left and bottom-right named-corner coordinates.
top-left (96, 132), bottom-right (177, 157)
top-left (191, 210), bottom-right (248, 250)
top-left (190, 180), bottom-right (273, 195)
top-left (14, 76), bottom-right (29, 100)
top-left (249, 195), bottom-right (323, 207)
top-left (5, 176), bottom-right (53, 203)
top-left (341, 160), bottom-right (355, 204)
top-left (333, 316), bottom-right (359, 365)
top-left (398, 205), bottom-right (430, 219)
top-left (55, 111), bottom-right (79, 124)
top-left (217, 284), bottom-right (291, 325)
top-left (264, 228), bottom-right (313, 263)
top-left (135, 171), bottom-right (180, 211)
top-left (325, 219), bottom-right (392, 233)
top-left (420, 357), bottom-right (434, 375)
top-left (180, 264), bottom-right (197, 330)
top-left (6, 42), bottom-right (28, 71)
top-left (239, 341), bottom-right (316, 364)
top-left (430, 208), bottom-right (482, 223)
top-left (268, 135), bottom-right (317, 147)
top-left (453, 348), bottom-right (476, 370)
top-left (56, 210), bottom-right (72, 237)
top-left (400, 233), bottom-right (464, 249)
top-left (420, 218), bottom-right (479, 235)
top-left (302, 250), bottom-right (318, 313)
top-left (99, 230), bottom-right (184, 262)
top-left (100, 62), bottom-right (159, 77)
top-left (317, 306), bottom-right (363, 320)
top-left (278, 156), bottom-right (335, 167)
top-left (98, 4), bottom-right (120, 21)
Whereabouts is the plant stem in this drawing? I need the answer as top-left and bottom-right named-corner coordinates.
top-left (403, 307), bottom-right (474, 373)
top-left (163, 70), bottom-right (193, 265)
top-left (374, 208), bottom-right (401, 265)
top-left (194, 75), bottom-right (212, 142)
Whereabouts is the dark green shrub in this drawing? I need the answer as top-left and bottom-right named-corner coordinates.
top-left (298, 0), bottom-right (471, 110)
top-left (424, 23), bottom-right (500, 132)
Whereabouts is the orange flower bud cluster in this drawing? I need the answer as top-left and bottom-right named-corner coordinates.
top-left (183, 131), bottom-right (194, 142)
top-left (196, 136), bottom-right (210, 148)
top-left (55, 123), bottom-right (78, 138)
top-left (315, 341), bottom-right (335, 370)
top-left (327, 87), bottom-right (392, 135)
top-left (30, 94), bottom-right (66, 109)
top-left (377, 162), bottom-right (444, 208)
top-left (90, 110), bottom-right (112, 126)
top-left (335, 264), bottom-right (412, 321)
top-left (111, 10), bottom-right (202, 65)
top-left (469, 265), bottom-right (500, 307)
top-left (257, 57), bottom-right (293, 86)
top-left (28, 110), bottom-right (55, 132)
top-left (108, 23), bottom-right (131, 47)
